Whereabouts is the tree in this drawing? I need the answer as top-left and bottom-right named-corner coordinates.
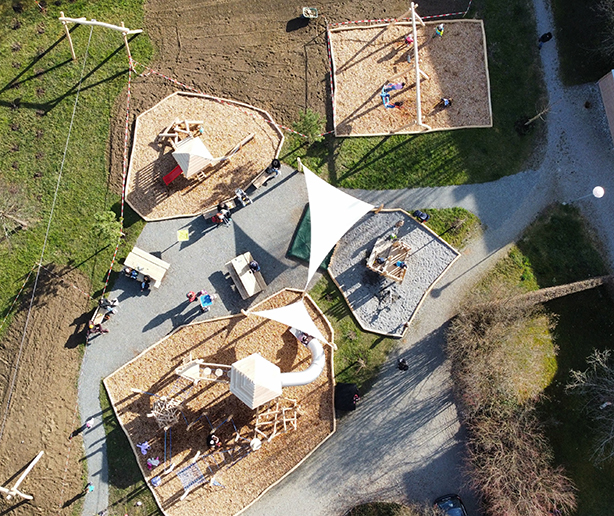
top-left (92, 211), bottom-right (123, 243)
top-left (567, 349), bottom-right (614, 464)
top-left (597, 0), bottom-right (614, 59)
top-left (292, 108), bottom-right (325, 144)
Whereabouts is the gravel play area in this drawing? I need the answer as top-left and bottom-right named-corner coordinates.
top-left (329, 210), bottom-right (460, 336)
top-left (126, 92), bottom-right (283, 221)
top-left (330, 20), bottom-right (492, 136)
top-left (104, 289), bottom-right (335, 516)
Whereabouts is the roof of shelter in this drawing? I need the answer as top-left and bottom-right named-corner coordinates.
top-left (250, 300), bottom-right (327, 342)
top-left (300, 160), bottom-right (374, 287)
top-left (172, 136), bottom-right (214, 178)
top-left (230, 353), bottom-right (282, 409)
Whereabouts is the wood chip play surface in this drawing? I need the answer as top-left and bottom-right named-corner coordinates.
top-left (104, 290), bottom-right (335, 516)
top-left (330, 20), bottom-right (492, 136)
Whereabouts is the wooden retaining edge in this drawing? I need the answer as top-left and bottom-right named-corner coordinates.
top-left (328, 27), bottom-right (339, 133)
top-left (330, 19), bottom-right (493, 136)
top-left (329, 18), bottom-right (484, 32)
top-left (103, 287), bottom-right (336, 516)
top-left (125, 91), bottom-right (285, 222)
top-left (327, 208), bottom-right (461, 339)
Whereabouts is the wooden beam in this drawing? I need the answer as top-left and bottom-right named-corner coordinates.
top-left (58, 15), bottom-right (143, 34)
top-left (59, 12), bottom-right (76, 60)
top-left (120, 22), bottom-right (131, 60)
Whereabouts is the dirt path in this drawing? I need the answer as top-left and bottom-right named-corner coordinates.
top-left (0, 267), bottom-right (91, 515)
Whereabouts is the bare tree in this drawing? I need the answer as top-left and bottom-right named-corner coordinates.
top-left (465, 407), bottom-right (577, 516)
top-left (596, 0), bottom-right (614, 60)
top-left (567, 349), bottom-right (614, 464)
top-left (0, 180), bottom-right (37, 246)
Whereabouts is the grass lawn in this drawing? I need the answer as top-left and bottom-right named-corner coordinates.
top-left (310, 276), bottom-right (396, 392)
top-left (282, 0), bottom-right (545, 188)
top-left (101, 383), bottom-right (162, 516)
top-left (419, 207), bottom-right (482, 250)
top-left (551, 0), bottom-right (613, 85)
top-left (0, 0), bottom-right (152, 336)
top-left (470, 203), bottom-right (614, 514)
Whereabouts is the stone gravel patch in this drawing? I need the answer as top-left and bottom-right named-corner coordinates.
top-left (329, 210), bottom-right (460, 336)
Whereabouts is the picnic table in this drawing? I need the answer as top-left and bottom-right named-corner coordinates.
top-left (225, 252), bottom-right (267, 299)
top-left (123, 247), bottom-right (171, 288)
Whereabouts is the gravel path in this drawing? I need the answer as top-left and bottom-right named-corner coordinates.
top-left (81, 0), bottom-right (614, 513)
top-left (329, 211), bottom-right (459, 336)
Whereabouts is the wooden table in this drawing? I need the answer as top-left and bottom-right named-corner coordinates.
top-left (123, 247), bottom-right (171, 288)
top-left (225, 252), bottom-right (267, 299)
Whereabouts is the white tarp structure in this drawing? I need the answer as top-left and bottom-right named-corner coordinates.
top-left (172, 136), bottom-right (214, 178)
top-left (229, 353), bottom-right (282, 409)
top-left (250, 300), bottom-right (327, 342)
top-left (300, 160), bottom-right (374, 287)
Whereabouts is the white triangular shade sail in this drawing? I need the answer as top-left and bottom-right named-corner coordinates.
top-left (229, 353), bottom-right (282, 409)
top-left (172, 136), bottom-right (214, 178)
top-left (302, 162), bottom-right (374, 287)
top-left (250, 300), bottom-right (326, 342)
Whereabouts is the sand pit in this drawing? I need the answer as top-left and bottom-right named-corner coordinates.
top-left (330, 19), bottom-right (492, 136)
top-left (104, 289), bottom-right (335, 516)
top-left (126, 92), bottom-right (283, 221)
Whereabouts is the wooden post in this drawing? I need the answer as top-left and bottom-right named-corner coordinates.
top-left (60, 12), bottom-right (76, 61)
top-left (411, 4), bottom-right (422, 128)
top-left (0, 451), bottom-right (44, 501)
top-left (120, 22), bottom-right (131, 61)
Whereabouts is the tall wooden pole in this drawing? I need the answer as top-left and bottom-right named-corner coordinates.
top-left (411, 3), bottom-right (422, 129)
top-left (121, 22), bottom-right (131, 62)
top-left (60, 12), bottom-right (76, 60)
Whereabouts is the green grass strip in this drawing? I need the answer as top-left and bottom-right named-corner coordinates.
top-left (0, 0), bottom-right (152, 333)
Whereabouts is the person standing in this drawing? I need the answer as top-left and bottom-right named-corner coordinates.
top-left (538, 32), bottom-right (552, 49)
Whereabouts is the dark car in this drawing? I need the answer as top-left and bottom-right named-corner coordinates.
top-left (434, 494), bottom-right (468, 516)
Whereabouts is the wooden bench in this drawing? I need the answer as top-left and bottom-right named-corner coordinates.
top-left (250, 169), bottom-right (271, 190)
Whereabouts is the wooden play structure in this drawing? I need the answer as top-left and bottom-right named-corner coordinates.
top-left (390, 2), bottom-right (431, 131)
top-left (0, 451), bottom-right (43, 501)
top-left (366, 235), bottom-right (412, 283)
top-left (159, 119), bottom-right (256, 184)
top-left (58, 13), bottom-right (141, 62)
top-left (175, 355), bottom-right (231, 386)
top-left (157, 119), bottom-right (205, 149)
top-left (146, 396), bottom-right (182, 431)
top-left (253, 398), bottom-right (299, 443)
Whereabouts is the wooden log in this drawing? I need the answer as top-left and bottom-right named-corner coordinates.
top-left (59, 12), bottom-right (76, 61)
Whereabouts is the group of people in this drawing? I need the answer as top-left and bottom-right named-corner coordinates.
top-left (123, 266), bottom-right (151, 292)
top-left (212, 202), bottom-right (232, 226)
top-left (87, 297), bottom-right (120, 339)
top-left (381, 82), bottom-right (405, 109)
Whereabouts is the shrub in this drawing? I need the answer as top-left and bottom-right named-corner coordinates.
top-left (567, 349), bottom-right (614, 464)
top-left (292, 108), bottom-right (325, 144)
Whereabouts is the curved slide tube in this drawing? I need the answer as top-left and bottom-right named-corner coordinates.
top-left (280, 338), bottom-right (325, 388)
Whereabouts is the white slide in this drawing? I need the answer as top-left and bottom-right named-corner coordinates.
top-left (280, 338), bottom-right (326, 388)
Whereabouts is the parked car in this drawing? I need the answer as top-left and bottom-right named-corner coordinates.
top-left (433, 494), bottom-right (468, 516)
